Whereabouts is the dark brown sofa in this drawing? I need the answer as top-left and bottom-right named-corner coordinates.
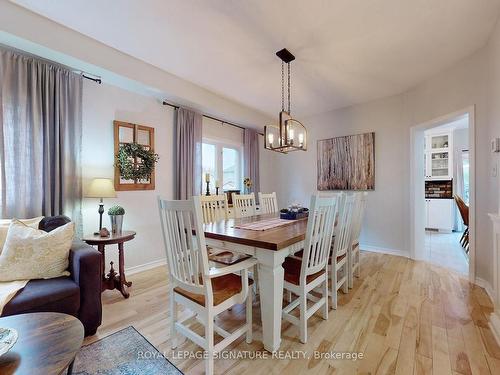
top-left (1, 216), bottom-right (102, 336)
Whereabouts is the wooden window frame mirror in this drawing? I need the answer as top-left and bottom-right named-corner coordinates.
top-left (114, 120), bottom-right (156, 191)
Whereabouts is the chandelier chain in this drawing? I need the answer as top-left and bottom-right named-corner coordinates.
top-left (287, 63), bottom-right (291, 114)
top-left (281, 61), bottom-right (285, 112)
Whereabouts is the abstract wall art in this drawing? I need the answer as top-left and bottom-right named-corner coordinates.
top-left (317, 132), bottom-right (375, 190)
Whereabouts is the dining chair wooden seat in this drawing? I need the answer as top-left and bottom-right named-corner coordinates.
top-left (348, 192), bottom-right (368, 288)
top-left (282, 194), bottom-right (339, 344)
top-left (158, 196), bottom-right (256, 375)
top-left (232, 193), bottom-right (257, 218)
top-left (291, 249), bottom-right (346, 265)
top-left (174, 273), bottom-right (254, 307)
top-left (207, 250), bottom-right (252, 266)
top-left (283, 256), bottom-right (325, 285)
top-left (258, 192), bottom-right (278, 214)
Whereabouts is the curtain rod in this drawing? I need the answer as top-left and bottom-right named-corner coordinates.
top-left (0, 44), bottom-right (102, 84)
top-left (162, 100), bottom-right (263, 135)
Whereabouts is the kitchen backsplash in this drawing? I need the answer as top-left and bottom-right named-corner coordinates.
top-left (425, 180), bottom-right (453, 198)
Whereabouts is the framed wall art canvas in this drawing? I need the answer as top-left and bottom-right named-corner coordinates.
top-left (317, 132), bottom-right (375, 190)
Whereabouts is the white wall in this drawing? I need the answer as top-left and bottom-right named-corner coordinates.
top-left (82, 80), bottom-right (175, 271)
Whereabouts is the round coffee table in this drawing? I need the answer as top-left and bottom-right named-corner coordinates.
top-left (0, 312), bottom-right (83, 374)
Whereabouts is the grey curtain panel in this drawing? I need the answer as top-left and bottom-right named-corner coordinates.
top-left (175, 107), bottom-right (202, 199)
top-left (243, 128), bottom-right (260, 197)
top-left (0, 48), bottom-right (83, 230)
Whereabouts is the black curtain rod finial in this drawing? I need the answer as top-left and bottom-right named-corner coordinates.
top-left (82, 74), bottom-right (102, 84)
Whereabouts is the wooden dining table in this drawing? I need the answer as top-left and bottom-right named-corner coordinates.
top-left (203, 213), bottom-right (308, 352)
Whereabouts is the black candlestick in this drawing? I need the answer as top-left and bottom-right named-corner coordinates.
top-left (98, 198), bottom-right (104, 230)
top-left (215, 187), bottom-right (219, 195)
top-left (205, 181), bottom-right (210, 196)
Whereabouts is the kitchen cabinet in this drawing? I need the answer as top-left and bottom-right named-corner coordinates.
top-left (425, 198), bottom-right (454, 232)
top-left (424, 132), bottom-right (453, 180)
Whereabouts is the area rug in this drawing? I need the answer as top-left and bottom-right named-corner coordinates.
top-left (73, 326), bottom-right (183, 374)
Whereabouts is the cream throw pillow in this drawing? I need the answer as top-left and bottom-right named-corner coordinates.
top-left (0, 217), bottom-right (44, 254)
top-left (0, 219), bottom-right (74, 281)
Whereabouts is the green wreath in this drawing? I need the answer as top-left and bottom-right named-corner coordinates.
top-left (116, 143), bottom-right (159, 180)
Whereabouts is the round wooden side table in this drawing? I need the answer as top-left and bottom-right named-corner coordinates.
top-left (82, 230), bottom-right (136, 298)
top-left (0, 312), bottom-right (84, 375)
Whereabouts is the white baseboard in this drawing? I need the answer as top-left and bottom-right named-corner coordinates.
top-left (360, 243), bottom-right (409, 258)
top-left (125, 258), bottom-right (166, 276)
top-left (474, 277), bottom-right (495, 303)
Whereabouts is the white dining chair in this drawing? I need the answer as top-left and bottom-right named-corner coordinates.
top-left (200, 194), bottom-right (229, 223)
top-left (331, 193), bottom-right (356, 309)
top-left (282, 194), bottom-right (339, 343)
top-left (232, 193), bottom-right (256, 218)
top-left (258, 192), bottom-right (278, 214)
top-left (348, 192), bottom-right (368, 288)
top-left (158, 195), bottom-right (256, 375)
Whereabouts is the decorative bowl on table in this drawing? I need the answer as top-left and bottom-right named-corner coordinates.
top-left (0, 328), bottom-right (18, 357)
top-left (280, 207), bottom-right (309, 220)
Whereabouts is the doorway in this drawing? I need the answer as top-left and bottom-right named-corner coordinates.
top-left (410, 107), bottom-right (475, 281)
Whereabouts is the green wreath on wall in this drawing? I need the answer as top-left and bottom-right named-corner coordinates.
top-left (115, 143), bottom-right (159, 180)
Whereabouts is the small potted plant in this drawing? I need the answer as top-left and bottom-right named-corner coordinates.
top-left (108, 205), bottom-right (125, 234)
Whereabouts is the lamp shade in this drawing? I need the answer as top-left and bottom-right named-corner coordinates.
top-left (86, 178), bottom-right (117, 198)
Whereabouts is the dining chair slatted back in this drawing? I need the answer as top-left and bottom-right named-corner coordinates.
top-left (232, 193), bottom-right (256, 218)
top-left (454, 195), bottom-right (469, 227)
top-left (454, 194), bottom-right (470, 251)
top-left (158, 196), bottom-right (211, 298)
top-left (301, 194), bottom-right (339, 279)
top-left (351, 192), bottom-right (368, 247)
top-left (158, 195), bottom-right (256, 375)
top-left (200, 194), bottom-right (229, 224)
top-left (333, 194), bottom-right (357, 259)
top-left (258, 192), bottom-right (278, 214)
top-left (347, 192), bottom-right (367, 288)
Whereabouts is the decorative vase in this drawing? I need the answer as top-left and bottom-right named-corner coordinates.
top-left (109, 214), bottom-right (124, 234)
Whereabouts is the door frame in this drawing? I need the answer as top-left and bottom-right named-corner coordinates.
top-left (409, 106), bottom-right (475, 282)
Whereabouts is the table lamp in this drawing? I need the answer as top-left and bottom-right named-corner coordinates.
top-left (86, 178), bottom-right (117, 231)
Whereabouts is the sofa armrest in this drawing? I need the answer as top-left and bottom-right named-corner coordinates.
top-left (69, 241), bottom-right (102, 336)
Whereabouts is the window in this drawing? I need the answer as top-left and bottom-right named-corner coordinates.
top-left (202, 143), bottom-right (217, 183)
top-left (202, 141), bottom-right (242, 192)
top-left (222, 147), bottom-right (239, 189)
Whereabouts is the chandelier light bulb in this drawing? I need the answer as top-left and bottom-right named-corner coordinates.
top-left (268, 133), bottom-right (274, 147)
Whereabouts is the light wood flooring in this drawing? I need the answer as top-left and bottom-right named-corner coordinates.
top-left (84, 252), bottom-right (500, 374)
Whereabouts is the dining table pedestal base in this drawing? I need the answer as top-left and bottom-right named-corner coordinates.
top-left (205, 236), bottom-right (303, 353)
top-left (255, 249), bottom-right (288, 352)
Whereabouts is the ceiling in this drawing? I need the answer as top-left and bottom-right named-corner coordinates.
top-left (11, 0), bottom-right (500, 117)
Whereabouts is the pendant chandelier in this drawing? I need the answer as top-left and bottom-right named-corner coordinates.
top-left (264, 48), bottom-right (307, 154)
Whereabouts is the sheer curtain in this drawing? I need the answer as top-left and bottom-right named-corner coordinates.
top-left (243, 128), bottom-right (260, 197)
top-left (175, 107), bottom-right (202, 199)
top-left (0, 48), bottom-right (82, 230)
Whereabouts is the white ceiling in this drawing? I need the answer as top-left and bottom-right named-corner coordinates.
top-left (11, 0), bottom-right (500, 117)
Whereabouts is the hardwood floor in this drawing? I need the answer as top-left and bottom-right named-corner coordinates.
top-left (84, 251), bottom-right (500, 374)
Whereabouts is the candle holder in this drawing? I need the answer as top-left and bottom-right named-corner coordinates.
top-left (205, 181), bottom-right (211, 196)
top-left (215, 187), bottom-right (219, 195)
